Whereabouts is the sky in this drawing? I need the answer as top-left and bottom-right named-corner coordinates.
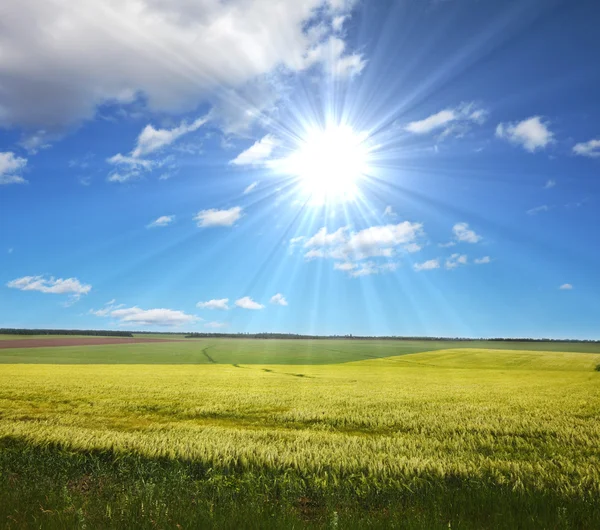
top-left (1, 0), bottom-right (599, 338)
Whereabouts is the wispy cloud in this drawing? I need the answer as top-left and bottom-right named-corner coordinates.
top-left (544, 179), bottom-right (556, 189)
top-left (405, 103), bottom-right (487, 137)
top-left (496, 116), bottom-right (553, 152)
top-left (474, 256), bottom-right (491, 264)
top-left (527, 205), bottom-right (549, 216)
top-left (243, 181), bottom-right (259, 194)
top-left (7, 275), bottom-right (91, 296)
top-left (147, 215), bottom-right (174, 228)
top-left (559, 283), bottom-right (573, 290)
top-left (205, 321), bottom-right (228, 329)
top-left (573, 138), bottom-right (600, 158)
top-left (230, 135), bottom-right (278, 166)
top-left (194, 207), bottom-right (243, 227)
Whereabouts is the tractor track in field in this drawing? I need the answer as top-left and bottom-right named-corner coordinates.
top-left (201, 346), bottom-right (216, 364)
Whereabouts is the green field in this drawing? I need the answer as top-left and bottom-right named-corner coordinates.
top-left (1, 340), bottom-right (599, 528)
top-left (2, 337), bottom-right (600, 364)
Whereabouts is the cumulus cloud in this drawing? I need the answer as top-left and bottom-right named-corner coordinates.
top-left (243, 181), bottom-right (259, 194)
top-left (474, 256), bottom-right (491, 264)
top-left (445, 254), bottom-right (468, 270)
top-left (299, 221), bottom-right (424, 275)
top-left (304, 226), bottom-right (349, 248)
top-left (559, 283), bottom-right (573, 290)
top-left (573, 139), bottom-right (600, 158)
top-left (7, 275), bottom-right (91, 295)
top-left (235, 296), bottom-right (264, 310)
top-left (405, 102), bottom-right (487, 137)
top-left (110, 307), bottom-right (198, 326)
top-left (231, 135), bottom-right (279, 166)
top-left (0, 0), bottom-right (362, 131)
top-left (270, 293), bottom-right (288, 306)
top-left (0, 152), bottom-right (27, 185)
top-left (197, 298), bottom-right (230, 310)
top-left (194, 206), bottom-right (243, 227)
top-left (414, 259), bottom-right (440, 271)
top-left (452, 222), bottom-right (482, 243)
top-left (496, 116), bottom-right (554, 152)
top-left (147, 215), bottom-right (174, 228)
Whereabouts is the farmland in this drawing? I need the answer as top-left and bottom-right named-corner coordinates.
top-left (0, 339), bottom-right (599, 528)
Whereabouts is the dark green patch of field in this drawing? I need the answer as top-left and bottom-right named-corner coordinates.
top-left (1, 337), bottom-right (600, 364)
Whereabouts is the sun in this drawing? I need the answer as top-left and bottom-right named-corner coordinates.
top-left (284, 125), bottom-right (370, 202)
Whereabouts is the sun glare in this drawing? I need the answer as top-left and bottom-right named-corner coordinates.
top-left (285, 125), bottom-right (370, 202)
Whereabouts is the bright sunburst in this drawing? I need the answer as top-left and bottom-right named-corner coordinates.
top-left (282, 125), bottom-right (371, 202)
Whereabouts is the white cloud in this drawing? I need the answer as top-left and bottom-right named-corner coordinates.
top-left (304, 36), bottom-right (366, 78)
top-left (231, 135), bottom-right (278, 166)
top-left (304, 226), bottom-right (349, 248)
top-left (527, 205), bottom-right (549, 216)
top-left (132, 116), bottom-right (208, 158)
top-left (559, 283), bottom-right (573, 290)
top-left (347, 261), bottom-right (398, 277)
top-left (235, 296), bottom-right (264, 310)
top-left (205, 321), bottom-right (228, 329)
top-left (7, 275), bottom-right (91, 295)
top-left (300, 221), bottom-right (424, 271)
top-left (109, 307), bottom-right (198, 326)
top-left (544, 179), bottom-right (556, 189)
top-left (0, 0), bottom-right (361, 131)
top-left (474, 256), bottom-right (491, 264)
top-left (414, 259), bottom-right (440, 271)
top-left (405, 103), bottom-right (487, 137)
top-left (8, 248), bottom-right (14, 254)
top-left (333, 262), bottom-right (356, 271)
top-left (107, 170), bottom-right (142, 184)
top-left (452, 222), bottom-right (482, 243)
top-left (197, 298), bottom-right (230, 310)
top-left (194, 206), bottom-right (243, 227)
top-left (573, 139), bottom-right (600, 158)
top-left (243, 181), bottom-right (259, 194)
top-left (89, 299), bottom-right (124, 317)
top-left (332, 15), bottom-right (346, 32)
top-left (147, 215), bottom-right (174, 228)
top-left (445, 254), bottom-right (468, 270)
top-left (107, 153), bottom-right (154, 169)
top-left (439, 241), bottom-right (456, 248)
top-left (270, 293), bottom-right (288, 306)
top-left (495, 116), bottom-right (553, 152)
top-left (0, 152), bottom-right (27, 185)
top-left (383, 205), bottom-right (397, 218)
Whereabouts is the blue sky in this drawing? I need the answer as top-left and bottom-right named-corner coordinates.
top-left (1, 0), bottom-right (599, 338)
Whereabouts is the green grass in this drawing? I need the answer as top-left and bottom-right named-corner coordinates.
top-left (1, 347), bottom-right (599, 528)
top-left (2, 337), bottom-right (600, 364)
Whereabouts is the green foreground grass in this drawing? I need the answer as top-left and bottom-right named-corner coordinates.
top-left (1, 348), bottom-right (599, 528)
top-left (3, 337), bottom-right (600, 364)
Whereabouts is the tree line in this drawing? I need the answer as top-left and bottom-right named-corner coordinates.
top-left (184, 332), bottom-right (600, 343)
top-left (0, 328), bottom-right (133, 337)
